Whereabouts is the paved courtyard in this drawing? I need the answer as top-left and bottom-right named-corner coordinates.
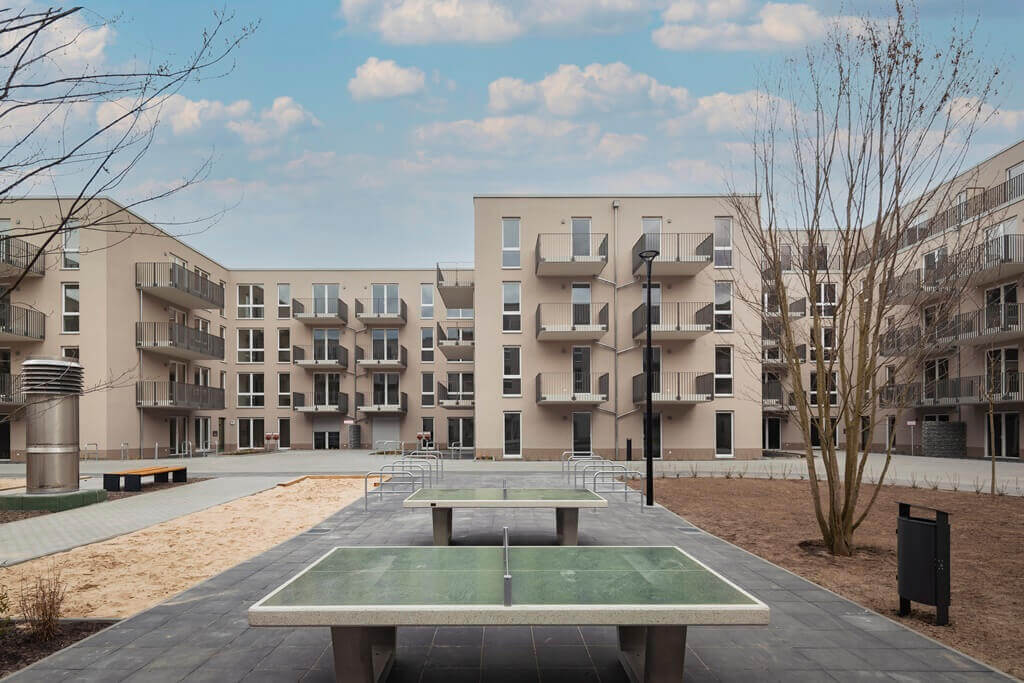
top-left (6, 471), bottom-right (1007, 682)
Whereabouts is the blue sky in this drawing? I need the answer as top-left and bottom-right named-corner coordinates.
top-left (62, 1), bottom-right (1024, 268)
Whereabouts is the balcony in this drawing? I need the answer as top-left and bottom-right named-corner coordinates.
top-left (0, 374), bottom-right (24, 409)
top-left (631, 233), bottom-right (712, 276)
top-left (536, 303), bottom-right (609, 341)
top-left (0, 303), bottom-right (44, 342)
top-left (0, 236), bottom-right (44, 280)
top-left (763, 297), bottom-right (807, 319)
top-left (535, 372), bottom-right (609, 405)
top-left (355, 344), bottom-right (407, 370)
top-left (293, 391), bottom-right (349, 414)
top-left (881, 374), bottom-right (1024, 407)
top-left (953, 304), bottom-right (1024, 346)
top-left (762, 344), bottom-right (806, 372)
top-left (293, 344), bottom-right (348, 369)
top-left (135, 381), bottom-right (225, 410)
top-left (632, 302), bottom-right (711, 341)
top-left (878, 323), bottom-right (957, 357)
top-left (631, 371), bottom-right (713, 405)
top-left (135, 262), bottom-right (225, 310)
top-left (535, 233), bottom-right (608, 276)
top-left (883, 266), bottom-right (956, 305)
top-left (762, 380), bottom-right (795, 413)
top-left (878, 382), bottom-right (922, 409)
top-left (354, 298), bottom-right (407, 326)
top-left (961, 234), bottom-right (1024, 286)
top-left (292, 298), bottom-right (347, 326)
top-left (355, 391), bottom-right (408, 414)
top-left (436, 262), bottom-right (474, 308)
top-left (438, 382), bottom-right (474, 410)
top-left (438, 320), bottom-right (475, 361)
top-left (136, 322), bottom-right (225, 361)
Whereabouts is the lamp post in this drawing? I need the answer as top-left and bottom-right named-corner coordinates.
top-left (638, 246), bottom-right (659, 506)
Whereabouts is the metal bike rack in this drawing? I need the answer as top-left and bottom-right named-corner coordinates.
top-left (405, 450), bottom-right (444, 479)
top-left (590, 466), bottom-right (644, 502)
top-left (363, 465), bottom-right (424, 510)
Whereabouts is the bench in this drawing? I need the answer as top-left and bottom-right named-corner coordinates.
top-left (103, 466), bottom-right (187, 492)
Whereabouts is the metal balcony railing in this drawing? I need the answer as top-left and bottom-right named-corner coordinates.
top-left (631, 302), bottom-right (712, 337)
top-left (355, 390), bottom-right (408, 412)
top-left (437, 320), bottom-right (475, 344)
top-left (438, 382), bottom-right (475, 406)
top-left (292, 343), bottom-right (348, 366)
top-left (631, 371), bottom-right (713, 403)
top-left (535, 372), bottom-right (609, 402)
top-left (951, 302), bottom-right (1024, 344)
top-left (292, 298), bottom-right (348, 322)
top-left (293, 391), bottom-right (349, 412)
top-left (354, 297), bottom-right (408, 322)
top-left (436, 262), bottom-right (474, 289)
top-left (536, 233), bottom-right (609, 269)
top-left (135, 322), bottom-right (225, 359)
top-left (135, 381), bottom-right (225, 410)
top-left (0, 373), bottom-right (24, 404)
top-left (355, 344), bottom-right (407, 366)
top-left (0, 235), bottom-right (44, 277)
top-left (135, 262), bottom-right (225, 309)
top-left (0, 302), bottom-right (45, 340)
top-left (536, 303), bottom-right (609, 332)
top-left (631, 233), bottom-right (712, 273)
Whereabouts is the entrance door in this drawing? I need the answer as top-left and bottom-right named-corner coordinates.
top-left (194, 417), bottom-right (211, 454)
top-left (0, 421), bottom-right (9, 460)
top-left (810, 418), bottom-right (838, 448)
top-left (571, 218), bottom-right (591, 257)
top-left (985, 284), bottom-right (1018, 329)
top-left (987, 413), bottom-right (1020, 458)
top-left (763, 416), bottom-right (781, 450)
top-left (572, 412), bottom-right (592, 454)
top-left (218, 417), bottom-right (226, 452)
top-left (447, 417), bottom-right (475, 449)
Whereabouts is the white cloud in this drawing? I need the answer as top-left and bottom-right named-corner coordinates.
top-left (159, 95), bottom-right (251, 134)
top-left (661, 90), bottom-right (780, 134)
top-left (285, 150), bottom-right (338, 174)
top-left (348, 57), bottom-right (426, 100)
top-left (488, 62), bottom-right (688, 115)
top-left (226, 97), bottom-right (320, 145)
top-left (948, 97), bottom-right (1024, 132)
top-left (653, 2), bottom-right (836, 51)
top-left (414, 114), bottom-right (599, 153)
top-left (595, 132), bottom-right (648, 159)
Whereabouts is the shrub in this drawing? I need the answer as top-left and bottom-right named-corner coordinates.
top-left (0, 581), bottom-right (12, 640)
top-left (19, 565), bottom-right (66, 641)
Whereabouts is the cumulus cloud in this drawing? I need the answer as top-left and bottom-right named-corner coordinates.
top-left (349, 57), bottom-right (427, 100)
top-left (595, 132), bottom-right (648, 159)
top-left (95, 94), bottom-right (250, 137)
top-left (414, 114), bottom-right (599, 153)
top-left (661, 90), bottom-right (782, 134)
top-left (226, 97), bottom-right (320, 145)
top-left (285, 150), bottom-right (338, 174)
top-left (948, 97), bottom-right (1024, 132)
top-left (488, 62), bottom-right (688, 115)
top-left (653, 2), bottom-right (838, 51)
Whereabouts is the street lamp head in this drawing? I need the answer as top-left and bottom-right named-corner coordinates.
top-left (638, 249), bottom-right (660, 262)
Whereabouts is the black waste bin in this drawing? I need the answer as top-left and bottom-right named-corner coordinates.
top-left (897, 502), bottom-right (950, 625)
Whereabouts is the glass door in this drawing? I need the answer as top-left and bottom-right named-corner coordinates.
top-left (571, 218), bottom-right (591, 258)
top-left (572, 412), bottom-right (592, 454)
top-left (313, 283), bottom-right (340, 315)
top-left (571, 284), bottom-right (591, 325)
top-left (572, 346), bottom-right (591, 393)
top-left (372, 284), bottom-right (399, 315)
top-left (987, 413), bottom-right (1020, 458)
top-left (373, 372), bottom-right (399, 405)
top-left (642, 283), bottom-right (662, 325)
top-left (642, 216), bottom-right (662, 253)
top-left (763, 417), bottom-right (781, 450)
top-left (194, 417), bottom-right (211, 453)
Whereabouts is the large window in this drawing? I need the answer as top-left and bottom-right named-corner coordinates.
top-left (715, 412), bottom-right (733, 457)
top-left (421, 327), bottom-right (434, 362)
top-left (422, 372), bottom-right (434, 407)
top-left (809, 371), bottom-right (838, 406)
top-left (277, 284), bottom-right (291, 318)
top-left (372, 328), bottom-right (400, 360)
top-left (812, 327), bottom-right (836, 362)
top-left (313, 328), bottom-right (341, 360)
top-left (277, 328), bottom-right (290, 362)
top-left (313, 373), bottom-right (341, 407)
top-left (816, 283), bottom-right (836, 317)
top-left (504, 412), bottom-right (522, 457)
top-left (714, 346), bottom-right (733, 396)
top-left (571, 218), bottom-right (592, 257)
top-left (313, 283), bottom-right (340, 315)
top-left (714, 281), bottom-right (732, 331)
top-left (502, 282), bottom-right (521, 332)
top-left (713, 216), bottom-right (733, 267)
top-left (237, 373), bottom-right (265, 407)
top-left (447, 372), bottom-right (474, 400)
top-left (278, 418), bottom-right (291, 449)
top-left (238, 418), bottom-right (264, 450)
top-left (503, 346), bottom-right (521, 396)
top-left (62, 283), bottom-right (79, 333)
top-left (371, 283), bottom-right (399, 315)
top-left (237, 284), bottom-right (264, 319)
top-left (237, 328), bottom-right (265, 363)
top-left (421, 417), bottom-right (435, 446)
top-left (641, 217), bottom-right (662, 252)
top-left (62, 224), bottom-right (80, 269)
top-left (421, 284), bottom-right (434, 319)
top-left (278, 373), bottom-right (290, 407)
top-left (372, 372), bottom-right (400, 405)
top-left (502, 218), bottom-right (521, 268)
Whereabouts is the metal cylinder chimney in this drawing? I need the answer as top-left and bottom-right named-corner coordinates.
top-left (23, 357), bottom-right (84, 494)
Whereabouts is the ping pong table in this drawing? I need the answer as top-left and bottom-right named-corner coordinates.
top-left (403, 486), bottom-right (608, 545)
top-left (248, 542), bottom-right (770, 682)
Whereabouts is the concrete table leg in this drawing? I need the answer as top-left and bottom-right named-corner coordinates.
top-left (555, 507), bottom-right (579, 545)
top-left (330, 625), bottom-right (396, 683)
top-left (432, 507), bottom-right (453, 545)
top-left (617, 624), bottom-right (687, 682)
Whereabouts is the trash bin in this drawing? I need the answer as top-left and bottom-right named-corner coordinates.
top-left (897, 503), bottom-right (950, 625)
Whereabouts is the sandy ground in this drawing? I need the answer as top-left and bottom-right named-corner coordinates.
top-left (0, 478), bottom-right (25, 490)
top-left (644, 477), bottom-right (1024, 679)
top-left (0, 477), bottom-right (362, 619)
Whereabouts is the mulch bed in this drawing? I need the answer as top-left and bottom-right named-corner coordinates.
top-left (0, 621), bottom-right (113, 678)
top-left (641, 477), bottom-right (1024, 679)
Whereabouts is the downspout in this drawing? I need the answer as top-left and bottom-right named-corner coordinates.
top-left (612, 199), bottom-right (620, 459)
top-left (138, 288), bottom-right (143, 459)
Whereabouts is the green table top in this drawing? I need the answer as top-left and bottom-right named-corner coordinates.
top-left (259, 546), bottom-right (759, 609)
top-left (404, 487), bottom-right (605, 503)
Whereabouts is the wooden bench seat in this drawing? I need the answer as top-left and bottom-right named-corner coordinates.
top-left (103, 466), bottom-right (187, 492)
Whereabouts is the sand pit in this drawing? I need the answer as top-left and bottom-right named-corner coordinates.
top-left (0, 478), bottom-right (25, 491)
top-left (0, 477), bottom-right (362, 619)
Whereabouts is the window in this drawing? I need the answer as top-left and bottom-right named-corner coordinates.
top-left (809, 371), bottom-right (838, 406)
top-left (571, 218), bottom-right (592, 257)
top-left (447, 372), bottom-right (474, 400)
top-left (218, 280), bottom-right (226, 316)
top-left (61, 346), bottom-right (79, 360)
top-left (237, 329), bottom-right (264, 363)
top-left (422, 372), bottom-right (435, 407)
top-left (713, 281), bottom-right (732, 331)
top-left (503, 346), bottom-right (521, 396)
top-left (812, 327), bottom-right (836, 361)
top-left (372, 372), bottom-right (401, 405)
top-left (219, 325), bottom-right (226, 341)
top-left (312, 283), bottom-right (340, 315)
top-left (238, 418), bottom-right (264, 450)
top-left (278, 418), bottom-right (291, 449)
top-left (62, 224), bottom-right (80, 269)
top-left (277, 328), bottom-right (290, 362)
top-left (763, 292), bottom-right (781, 315)
top-left (371, 283), bottom-right (399, 315)
top-left (420, 284), bottom-right (434, 318)
top-left (278, 373), bottom-right (290, 407)
top-left (713, 216), bottom-right (733, 267)
top-left (313, 373), bottom-right (341, 407)
top-left (277, 284), bottom-right (291, 318)
top-left (313, 328), bottom-right (341, 360)
top-left (641, 217), bottom-right (662, 252)
top-left (504, 412), bottom-right (522, 457)
top-left (237, 284), bottom-right (264, 319)
top-left (62, 283), bottom-right (79, 333)
top-left (641, 282), bottom-right (662, 324)
top-left (502, 282), bottom-right (521, 332)
top-left (237, 373), bottom-right (265, 407)
top-left (816, 283), bottom-right (836, 317)
top-left (421, 417), bottom-right (435, 446)
top-left (1008, 161), bottom-right (1024, 181)
top-left (779, 244), bottom-right (793, 271)
top-left (502, 218), bottom-right (521, 268)
top-left (219, 370), bottom-right (226, 389)
top-left (571, 283), bottom-right (591, 325)
top-left (421, 327), bottom-right (434, 362)
top-left (715, 412), bottom-right (734, 457)
top-left (714, 346), bottom-right (733, 396)
top-left (371, 328), bottom-right (399, 360)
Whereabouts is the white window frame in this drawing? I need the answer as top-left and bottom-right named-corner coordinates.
top-left (278, 372), bottom-right (290, 408)
top-left (371, 328), bottom-right (400, 361)
top-left (502, 346), bottom-right (521, 397)
top-left (713, 216), bottom-right (733, 268)
top-left (812, 326), bottom-right (836, 362)
top-left (503, 411), bottom-right (522, 458)
top-left (715, 411), bottom-right (734, 459)
top-left (277, 328), bottom-right (290, 363)
top-left (713, 281), bottom-right (732, 331)
top-left (237, 284), bottom-right (265, 320)
top-left (238, 417), bottom-right (264, 450)
top-left (502, 282), bottom-right (521, 332)
top-left (278, 417), bottom-right (291, 450)
top-left (62, 224), bottom-right (80, 270)
top-left (422, 371), bottom-right (435, 407)
top-left (237, 372), bottom-right (264, 408)
top-left (809, 371), bottom-right (838, 406)
top-left (714, 346), bottom-right (733, 397)
top-left (277, 284), bottom-right (291, 318)
top-left (237, 328), bottom-right (264, 364)
top-left (313, 372), bottom-right (341, 407)
top-left (816, 282), bottom-right (837, 317)
top-left (1008, 160), bottom-right (1024, 181)
top-left (61, 282), bottom-right (80, 333)
top-left (420, 284), bottom-right (434, 319)
top-left (421, 327), bottom-right (434, 363)
top-left (502, 218), bottom-right (521, 269)
top-left (61, 346), bottom-right (79, 360)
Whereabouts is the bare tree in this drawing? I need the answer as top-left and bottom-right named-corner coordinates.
top-left (730, 1), bottom-right (1001, 555)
